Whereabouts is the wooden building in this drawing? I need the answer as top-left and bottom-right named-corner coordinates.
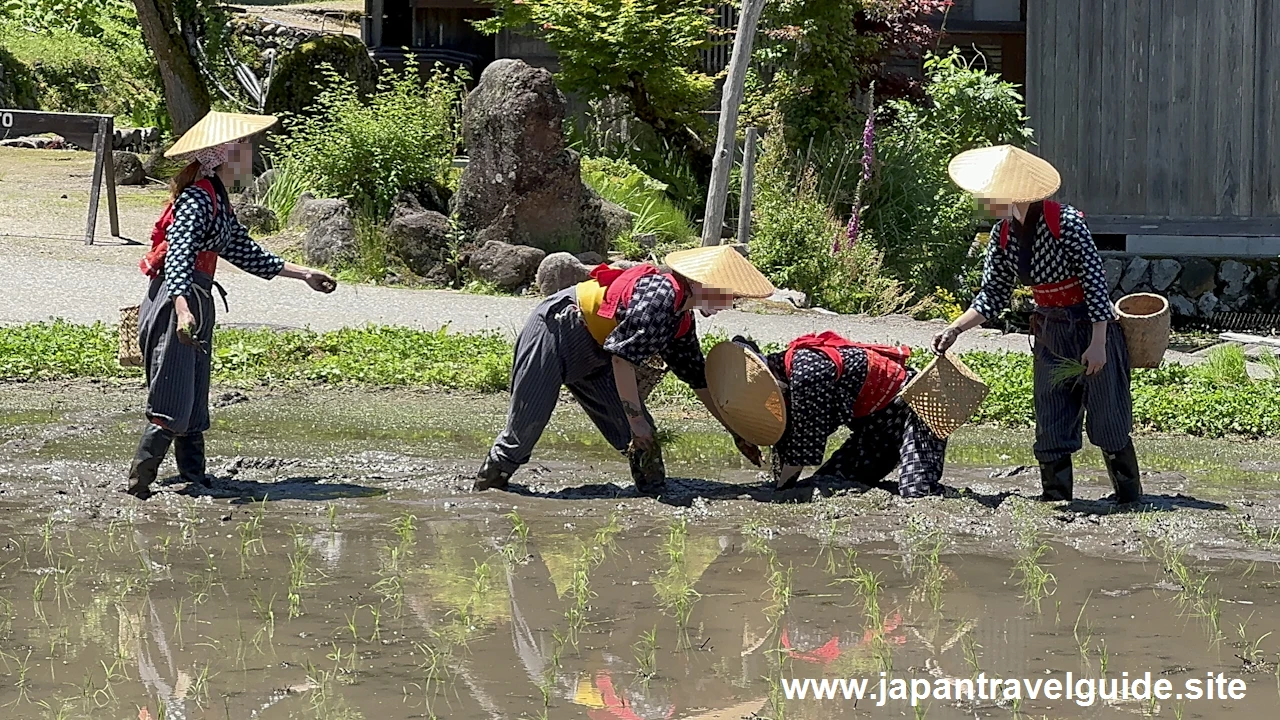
top-left (1024, 0), bottom-right (1280, 254)
top-left (361, 0), bottom-right (556, 74)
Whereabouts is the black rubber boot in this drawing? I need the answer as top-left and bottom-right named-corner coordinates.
top-left (472, 456), bottom-right (512, 492)
top-left (1038, 457), bottom-right (1073, 502)
top-left (174, 433), bottom-right (213, 489)
top-left (628, 441), bottom-right (666, 496)
top-left (125, 424), bottom-right (174, 499)
top-left (1102, 442), bottom-right (1143, 504)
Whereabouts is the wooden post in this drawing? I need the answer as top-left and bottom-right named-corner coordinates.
top-left (85, 120), bottom-right (107, 245)
top-left (736, 127), bottom-right (758, 245)
top-left (103, 117), bottom-right (121, 238)
top-left (700, 0), bottom-right (767, 247)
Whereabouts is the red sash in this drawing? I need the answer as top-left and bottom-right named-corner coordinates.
top-left (783, 331), bottom-right (910, 417)
top-left (996, 200), bottom-right (1087, 308)
top-left (140, 178), bottom-right (220, 279)
top-left (589, 263), bottom-right (693, 338)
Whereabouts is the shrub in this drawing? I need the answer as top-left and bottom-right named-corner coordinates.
top-left (568, 109), bottom-right (706, 215)
top-left (749, 128), bottom-right (910, 315)
top-left (272, 59), bottom-right (468, 221)
top-left (863, 50), bottom-right (1033, 301)
top-left (0, 4), bottom-right (165, 127)
top-left (581, 155), bottom-right (696, 253)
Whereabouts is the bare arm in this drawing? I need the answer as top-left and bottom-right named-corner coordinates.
top-left (612, 355), bottom-right (654, 447)
top-left (277, 262), bottom-right (337, 292)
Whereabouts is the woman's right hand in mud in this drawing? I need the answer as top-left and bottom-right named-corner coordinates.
top-left (629, 420), bottom-right (657, 451)
top-left (176, 308), bottom-right (198, 347)
top-left (932, 325), bottom-right (961, 355)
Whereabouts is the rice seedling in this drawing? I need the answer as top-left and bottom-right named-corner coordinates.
top-left (326, 503), bottom-right (340, 532)
top-left (594, 511), bottom-right (622, 557)
top-left (366, 603), bottom-right (383, 643)
top-left (914, 704), bottom-right (929, 720)
top-left (1, 649), bottom-right (34, 704)
top-left (565, 545), bottom-right (597, 648)
top-left (1235, 615), bottom-right (1273, 670)
top-left (764, 557), bottom-right (795, 620)
top-left (1237, 515), bottom-right (1280, 550)
top-left (962, 628), bottom-right (982, 678)
top-left (40, 512), bottom-right (55, 560)
top-left (765, 672), bottom-right (787, 720)
top-left (1073, 594), bottom-right (1094, 662)
top-left (1009, 696), bottom-right (1022, 718)
top-left (633, 627), bottom-right (658, 683)
top-left (35, 697), bottom-right (77, 720)
top-left (1144, 694), bottom-right (1160, 717)
top-left (390, 513), bottom-right (417, 548)
top-left (248, 591), bottom-right (277, 652)
top-left (1048, 355), bottom-right (1087, 389)
top-left (1173, 700), bottom-right (1185, 720)
top-left (287, 524), bottom-right (315, 619)
top-left (504, 510), bottom-right (529, 543)
top-left (190, 663), bottom-right (212, 708)
top-left (1096, 638), bottom-right (1109, 675)
top-left (839, 567), bottom-right (882, 629)
top-left (1011, 543), bottom-right (1057, 612)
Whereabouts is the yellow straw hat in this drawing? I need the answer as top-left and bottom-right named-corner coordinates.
top-left (664, 244), bottom-right (775, 298)
top-left (947, 145), bottom-right (1061, 203)
top-left (705, 341), bottom-right (786, 446)
top-left (165, 111), bottom-right (279, 159)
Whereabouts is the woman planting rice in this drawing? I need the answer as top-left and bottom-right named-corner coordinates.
top-left (706, 332), bottom-right (948, 498)
top-left (125, 112), bottom-right (337, 499)
top-left (474, 245), bottom-right (774, 496)
top-left (932, 145), bottom-right (1142, 504)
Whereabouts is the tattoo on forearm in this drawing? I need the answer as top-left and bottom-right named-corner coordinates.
top-left (622, 399), bottom-right (644, 419)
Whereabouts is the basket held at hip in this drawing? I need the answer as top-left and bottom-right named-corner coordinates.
top-left (899, 353), bottom-right (989, 439)
top-left (1114, 293), bottom-right (1170, 369)
top-left (118, 305), bottom-right (143, 368)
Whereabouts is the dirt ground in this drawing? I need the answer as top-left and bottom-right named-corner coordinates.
top-left (3, 381), bottom-right (1280, 718)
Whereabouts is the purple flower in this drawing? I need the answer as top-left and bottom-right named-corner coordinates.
top-left (861, 107), bottom-right (875, 183)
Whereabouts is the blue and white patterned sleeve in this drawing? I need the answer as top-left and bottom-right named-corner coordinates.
top-left (164, 187), bottom-right (213, 298)
top-left (1060, 206), bottom-right (1117, 323)
top-left (659, 320), bottom-right (707, 390)
top-left (969, 222), bottom-right (1016, 321)
top-left (604, 275), bottom-right (680, 366)
top-left (222, 217), bottom-right (286, 281)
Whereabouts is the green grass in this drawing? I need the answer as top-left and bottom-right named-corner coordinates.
top-left (4, 321), bottom-right (1280, 438)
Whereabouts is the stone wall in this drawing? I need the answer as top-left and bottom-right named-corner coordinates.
top-left (232, 18), bottom-right (327, 66)
top-left (1102, 254), bottom-right (1280, 318)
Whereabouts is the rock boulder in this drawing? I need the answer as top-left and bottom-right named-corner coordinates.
top-left (1150, 258), bottom-right (1181, 292)
top-left (454, 60), bottom-right (625, 257)
top-left (236, 204), bottom-right (279, 234)
top-left (469, 240), bottom-right (545, 291)
top-left (387, 205), bottom-right (455, 285)
top-left (291, 194), bottom-right (357, 267)
top-left (112, 151), bottom-right (146, 186)
top-left (536, 252), bottom-right (593, 295)
top-left (1179, 258), bottom-right (1217, 297)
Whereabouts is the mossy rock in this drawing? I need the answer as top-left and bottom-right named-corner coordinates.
top-left (0, 45), bottom-right (39, 110)
top-left (263, 34), bottom-right (377, 118)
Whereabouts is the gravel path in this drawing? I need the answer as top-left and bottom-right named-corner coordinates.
top-left (1, 237), bottom-right (1227, 367)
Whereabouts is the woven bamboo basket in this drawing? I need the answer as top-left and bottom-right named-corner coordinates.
top-left (899, 353), bottom-right (990, 439)
top-left (118, 305), bottom-right (143, 368)
top-left (1115, 293), bottom-right (1170, 369)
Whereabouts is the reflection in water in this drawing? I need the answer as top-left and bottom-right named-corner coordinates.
top-left (1, 510), bottom-right (1278, 719)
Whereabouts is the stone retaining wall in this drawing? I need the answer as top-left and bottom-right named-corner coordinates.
top-left (1102, 254), bottom-right (1280, 318)
top-left (232, 18), bottom-right (326, 65)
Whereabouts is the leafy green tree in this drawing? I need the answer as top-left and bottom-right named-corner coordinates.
top-left (477, 0), bottom-right (716, 178)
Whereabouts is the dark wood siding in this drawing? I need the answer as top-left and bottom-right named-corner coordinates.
top-left (1028, 0), bottom-right (1279, 232)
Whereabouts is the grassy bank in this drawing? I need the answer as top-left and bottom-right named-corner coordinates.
top-left (3, 321), bottom-right (1279, 439)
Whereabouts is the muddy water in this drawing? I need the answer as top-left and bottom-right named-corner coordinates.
top-left (4, 382), bottom-right (1280, 717)
top-left (2, 506), bottom-right (1279, 719)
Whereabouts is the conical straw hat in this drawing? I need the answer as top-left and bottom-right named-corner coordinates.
top-left (705, 341), bottom-right (786, 446)
top-left (664, 245), bottom-right (775, 298)
top-left (947, 145), bottom-right (1061, 203)
top-left (899, 353), bottom-right (989, 439)
top-left (165, 111), bottom-right (279, 159)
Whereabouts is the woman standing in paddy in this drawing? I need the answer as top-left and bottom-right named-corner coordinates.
top-left (932, 145), bottom-right (1142, 504)
top-left (126, 112), bottom-right (337, 499)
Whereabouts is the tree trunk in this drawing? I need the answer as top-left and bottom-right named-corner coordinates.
top-left (132, 0), bottom-right (211, 134)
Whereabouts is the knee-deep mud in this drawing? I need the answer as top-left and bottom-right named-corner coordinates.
top-left (2, 381), bottom-right (1280, 718)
